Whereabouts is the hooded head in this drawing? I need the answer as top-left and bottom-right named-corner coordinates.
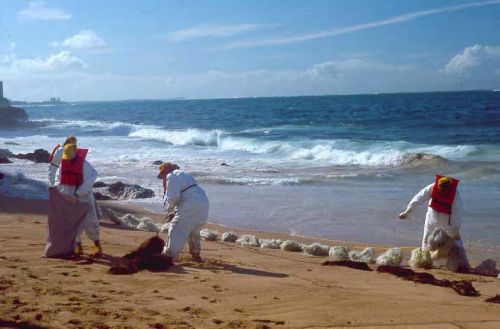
top-left (437, 176), bottom-right (452, 193)
top-left (62, 143), bottom-right (77, 160)
top-left (157, 162), bottom-right (180, 195)
top-left (64, 136), bottom-right (77, 146)
top-left (157, 162), bottom-right (180, 179)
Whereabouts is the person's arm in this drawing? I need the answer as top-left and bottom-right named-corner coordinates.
top-left (76, 161), bottom-right (97, 197)
top-left (399, 183), bottom-right (433, 219)
top-left (165, 173), bottom-right (181, 213)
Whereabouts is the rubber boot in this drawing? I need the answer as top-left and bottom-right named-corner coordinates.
top-left (91, 240), bottom-right (103, 257)
top-left (74, 242), bottom-right (83, 256)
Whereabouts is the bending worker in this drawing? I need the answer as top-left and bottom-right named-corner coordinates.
top-left (158, 162), bottom-right (209, 262)
top-left (399, 175), bottom-right (464, 250)
top-left (55, 143), bottom-right (102, 256)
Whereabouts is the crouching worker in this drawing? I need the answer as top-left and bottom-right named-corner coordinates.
top-left (158, 162), bottom-right (209, 262)
top-left (55, 143), bottom-right (102, 257)
top-left (399, 175), bottom-right (469, 270)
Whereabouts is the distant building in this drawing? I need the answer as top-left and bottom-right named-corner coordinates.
top-left (0, 81), bottom-right (10, 106)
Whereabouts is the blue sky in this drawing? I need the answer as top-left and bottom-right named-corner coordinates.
top-left (0, 0), bottom-right (499, 101)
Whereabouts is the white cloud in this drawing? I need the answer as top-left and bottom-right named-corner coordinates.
top-left (2, 55), bottom-right (498, 101)
top-left (168, 24), bottom-right (278, 41)
top-left (223, 0), bottom-right (500, 49)
top-left (18, 1), bottom-right (71, 21)
top-left (442, 44), bottom-right (500, 74)
top-left (52, 30), bottom-right (106, 49)
top-left (6, 51), bottom-right (86, 73)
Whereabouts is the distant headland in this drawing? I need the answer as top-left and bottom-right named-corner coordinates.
top-left (0, 81), bottom-right (29, 127)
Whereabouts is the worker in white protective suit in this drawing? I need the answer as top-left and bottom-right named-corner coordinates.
top-left (399, 175), bottom-right (465, 251)
top-left (158, 162), bottom-right (209, 262)
top-left (55, 143), bottom-right (102, 256)
top-left (48, 136), bottom-right (78, 187)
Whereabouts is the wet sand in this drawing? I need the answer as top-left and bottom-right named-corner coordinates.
top-left (0, 195), bottom-right (499, 329)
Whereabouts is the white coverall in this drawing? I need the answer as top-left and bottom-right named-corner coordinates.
top-left (403, 183), bottom-right (464, 250)
top-left (162, 170), bottom-right (209, 258)
top-left (48, 147), bottom-right (63, 186)
top-left (55, 161), bottom-right (100, 243)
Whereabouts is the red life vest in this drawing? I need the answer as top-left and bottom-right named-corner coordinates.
top-left (429, 174), bottom-right (459, 217)
top-left (48, 144), bottom-right (61, 163)
top-left (60, 148), bottom-right (88, 187)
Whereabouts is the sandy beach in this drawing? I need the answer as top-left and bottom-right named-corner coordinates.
top-left (0, 195), bottom-right (499, 329)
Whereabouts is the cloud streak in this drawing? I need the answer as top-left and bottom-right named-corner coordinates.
top-left (18, 1), bottom-right (71, 21)
top-left (169, 23), bottom-right (278, 41)
top-left (223, 0), bottom-right (500, 49)
top-left (52, 30), bottom-right (106, 49)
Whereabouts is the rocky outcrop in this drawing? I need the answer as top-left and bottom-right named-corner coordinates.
top-left (13, 149), bottom-right (50, 163)
top-left (152, 160), bottom-right (163, 165)
top-left (94, 181), bottom-right (155, 200)
top-left (0, 149), bottom-right (12, 163)
top-left (0, 106), bottom-right (29, 127)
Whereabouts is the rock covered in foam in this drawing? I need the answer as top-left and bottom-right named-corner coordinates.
top-left (409, 248), bottom-right (433, 269)
top-left (281, 240), bottom-right (303, 252)
top-left (221, 231), bottom-right (238, 243)
top-left (427, 228), bottom-right (454, 253)
top-left (329, 246), bottom-right (350, 261)
top-left (101, 207), bottom-right (162, 233)
top-left (473, 259), bottom-right (499, 277)
top-left (200, 229), bottom-right (218, 241)
top-left (376, 247), bottom-right (403, 266)
top-left (359, 247), bottom-right (376, 263)
top-left (237, 235), bottom-right (260, 247)
top-left (260, 239), bottom-right (283, 249)
top-left (136, 218), bottom-right (159, 232)
top-left (303, 242), bottom-right (330, 256)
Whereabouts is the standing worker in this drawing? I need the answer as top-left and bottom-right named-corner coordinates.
top-left (48, 136), bottom-right (77, 186)
top-left (55, 143), bottom-right (102, 256)
top-left (399, 175), bottom-right (465, 251)
top-left (158, 162), bottom-right (209, 262)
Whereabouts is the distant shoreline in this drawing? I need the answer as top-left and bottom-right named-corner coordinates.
top-left (10, 88), bottom-right (496, 105)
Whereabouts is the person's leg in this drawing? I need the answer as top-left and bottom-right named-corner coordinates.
top-left (163, 217), bottom-right (193, 259)
top-left (188, 223), bottom-right (204, 262)
top-left (421, 221), bottom-right (435, 250)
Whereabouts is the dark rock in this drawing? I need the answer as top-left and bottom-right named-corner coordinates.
top-left (0, 149), bottom-right (13, 158)
top-left (0, 172), bottom-right (4, 180)
top-left (96, 181), bottom-right (155, 200)
top-left (0, 149), bottom-right (12, 163)
top-left (152, 160), bottom-right (163, 165)
top-left (94, 192), bottom-right (113, 201)
top-left (4, 141), bottom-right (20, 146)
top-left (93, 181), bottom-right (108, 188)
top-left (14, 149), bottom-right (50, 163)
top-left (0, 106), bottom-right (29, 127)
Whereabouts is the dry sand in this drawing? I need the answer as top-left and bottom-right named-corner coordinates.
top-left (0, 196), bottom-right (499, 329)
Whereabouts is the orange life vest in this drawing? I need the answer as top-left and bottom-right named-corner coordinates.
top-left (429, 175), bottom-right (459, 223)
top-left (48, 144), bottom-right (61, 163)
top-left (60, 148), bottom-right (88, 187)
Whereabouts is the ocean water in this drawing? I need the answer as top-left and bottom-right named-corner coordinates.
top-left (1, 91), bottom-right (499, 252)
